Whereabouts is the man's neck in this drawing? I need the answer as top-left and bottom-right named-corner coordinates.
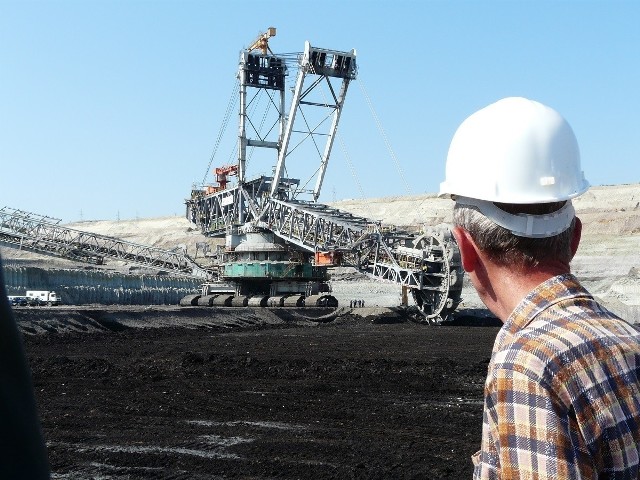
top-left (481, 261), bottom-right (571, 322)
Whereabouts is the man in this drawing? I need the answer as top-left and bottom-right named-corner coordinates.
top-left (0, 256), bottom-right (50, 478)
top-left (439, 97), bottom-right (640, 478)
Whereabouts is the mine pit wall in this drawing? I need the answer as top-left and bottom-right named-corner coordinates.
top-left (3, 265), bottom-right (201, 305)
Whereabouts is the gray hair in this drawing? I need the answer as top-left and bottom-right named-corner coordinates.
top-left (452, 201), bottom-right (576, 270)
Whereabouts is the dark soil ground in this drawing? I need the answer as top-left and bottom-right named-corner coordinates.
top-left (20, 307), bottom-right (500, 479)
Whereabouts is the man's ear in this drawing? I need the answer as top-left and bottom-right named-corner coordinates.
top-left (452, 226), bottom-right (480, 273)
top-left (570, 217), bottom-right (582, 259)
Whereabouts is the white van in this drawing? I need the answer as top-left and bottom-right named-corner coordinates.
top-left (25, 290), bottom-right (61, 306)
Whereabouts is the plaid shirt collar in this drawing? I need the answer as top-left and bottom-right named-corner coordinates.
top-left (501, 273), bottom-right (593, 338)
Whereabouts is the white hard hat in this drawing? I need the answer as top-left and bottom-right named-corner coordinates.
top-left (439, 97), bottom-right (589, 203)
top-left (439, 97), bottom-right (590, 238)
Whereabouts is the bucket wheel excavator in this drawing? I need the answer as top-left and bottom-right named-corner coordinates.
top-left (184, 28), bottom-right (463, 321)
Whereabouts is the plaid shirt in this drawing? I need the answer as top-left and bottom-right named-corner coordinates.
top-left (473, 274), bottom-right (640, 479)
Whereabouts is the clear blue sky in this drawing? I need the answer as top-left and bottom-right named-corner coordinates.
top-left (1, 0), bottom-right (638, 222)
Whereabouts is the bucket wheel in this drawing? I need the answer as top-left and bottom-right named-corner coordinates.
top-left (411, 230), bottom-right (462, 323)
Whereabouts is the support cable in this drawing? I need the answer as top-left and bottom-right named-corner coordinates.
top-left (336, 133), bottom-right (366, 199)
top-left (318, 86), bottom-right (365, 200)
top-left (225, 86), bottom-right (264, 169)
top-left (201, 78), bottom-right (240, 185)
top-left (358, 78), bottom-right (411, 195)
top-left (246, 89), bottom-right (273, 172)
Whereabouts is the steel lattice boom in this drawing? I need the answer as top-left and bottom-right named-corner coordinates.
top-left (0, 207), bottom-right (209, 279)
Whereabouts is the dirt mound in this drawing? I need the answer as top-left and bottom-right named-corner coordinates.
top-left (14, 305), bottom-right (415, 336)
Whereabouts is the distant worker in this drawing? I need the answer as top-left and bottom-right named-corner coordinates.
top-left (439, 97), bottom-right (640, 478)
top-left (0, 256), bottom-right (50, 477)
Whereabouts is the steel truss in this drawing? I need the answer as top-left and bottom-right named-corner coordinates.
top-left (258, 196), bottom-right (463, 320)
top-left (260, 198), bottom-right (371, 252)
top-left (188, 184), bottom-right (463, 319)
top-left (0, 207), bottom-right (209, 279)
